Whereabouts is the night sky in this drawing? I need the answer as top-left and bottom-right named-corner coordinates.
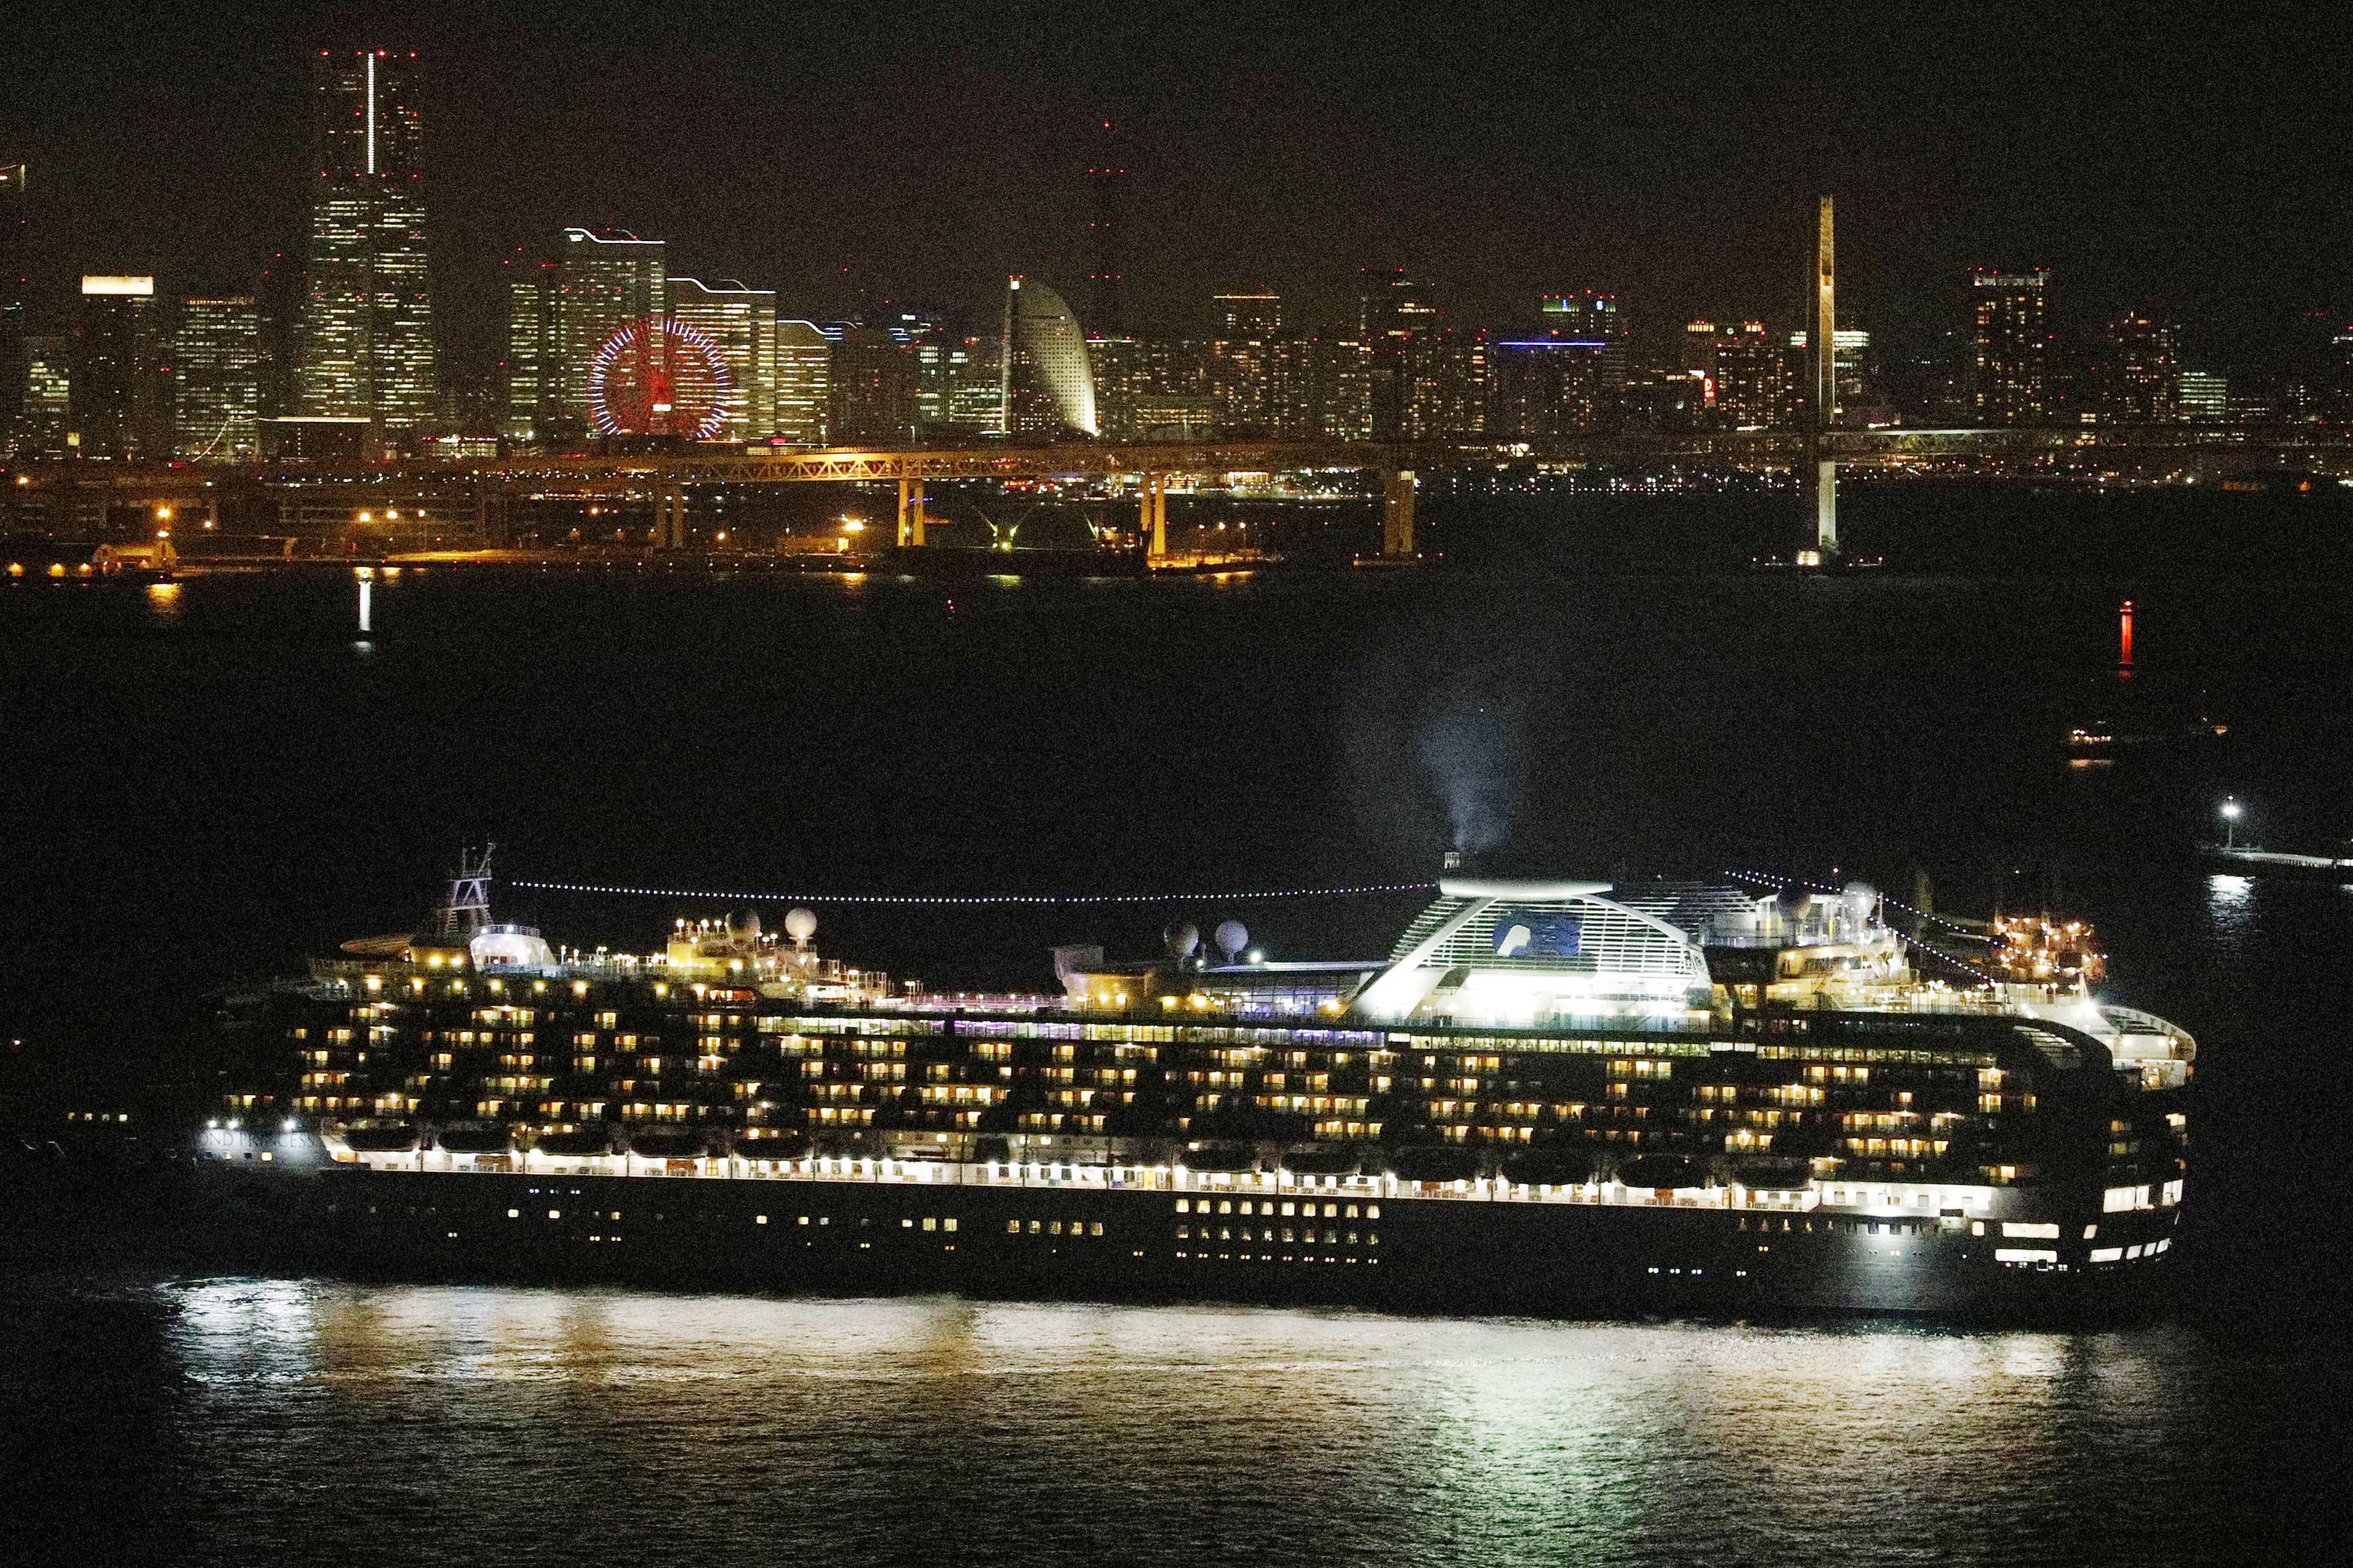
top-left (4, 3), bottom-right (2346, 376)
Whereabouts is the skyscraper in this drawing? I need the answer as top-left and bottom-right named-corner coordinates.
top-left (294, 49), bottom-right (440, 432)
top-left (1213, 291), bottom-right (1282, 338)
top-left (1970, 267), bottom-right (2051, 424)
top-left (556, 228), bottom-right (665, 435)
top-left (773, 320), bottom-right (832, 444)
top-left (669, 277), bottom-right (778, 442)
top-left (1359, 270), bottom-right (1481, 436)
top-left (2086, 310), bottom-right (2178, 424)
top-left (2175, 369), bottom-right (2228, 422)
top-left (1538, 291), bottom-right (1622, 344)
top-left (1488, 340), bottom-right (1615, 437)
top-left (13, 335), bottom-right (73, 457)
top-left (1787, 329), bottom-right (1873, 422)
top-left (0, 162), bottom-right (27, 338)
top-left (0, 162), bottom-right (30, 454)
top-left (172, 296), bottom-right (261, 459)
top-left (253, 249), bottom-right (305, 421)
top-left (1086, 120), bottom-right (1127, 338)
top-left (1269, 336), bottom-right (1373, 441)
top-left (1707, 321), bottom-right (1797, 428)
top-left (73, 276), bottom-right (167, 460)
top-left (1359, 268), bottom-right (1435, 437)
top-left (500, 252), bottom-right (558, 442)
top-left (1209, 292), bottom-right (1282, 432)
top-left (829, 325), bottom-right (918, 443)
top-left (1002, 277), bottom-right (1097, 437)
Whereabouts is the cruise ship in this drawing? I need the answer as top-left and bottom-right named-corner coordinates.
top-left (196, 853), bottom-right (2195, 1317)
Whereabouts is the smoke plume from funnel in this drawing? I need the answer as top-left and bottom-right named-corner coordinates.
top-left (1416, 706), bottom-right (1519, 854)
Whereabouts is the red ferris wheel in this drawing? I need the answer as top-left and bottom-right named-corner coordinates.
top-left (586, 316), bottom-right (733, 439)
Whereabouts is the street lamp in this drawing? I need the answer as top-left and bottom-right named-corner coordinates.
top-left (2221, 797), bottom-right (2242, 850)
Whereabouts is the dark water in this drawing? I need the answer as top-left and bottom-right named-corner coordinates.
top-left (4, 484), bottom-right (2349, 1562)
top-left (3, 1281), bottom-right (2340, 1567)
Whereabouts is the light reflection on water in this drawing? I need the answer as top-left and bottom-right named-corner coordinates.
top-left (114, 1278), bottom-right (2310, 1567)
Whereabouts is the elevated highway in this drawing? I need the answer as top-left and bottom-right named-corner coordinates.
top-left (8, 427), bottom-right (2348, 561)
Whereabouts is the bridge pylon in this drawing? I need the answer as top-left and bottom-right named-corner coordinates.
top-left (1140, 474), bottom-right (1167, 560)
top-left (897, 479), bottom-right (928, 546)
top-left (653, 485), bottom-right (688, 550)
top-left (1381, 468), bottom-right (1418, 558)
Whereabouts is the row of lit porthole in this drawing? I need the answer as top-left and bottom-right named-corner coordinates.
top-left (1175, 1198), bottom-right (1377, 1220)
top-left (1008, 1219), bottom-right (1106, 1237)
top-left (1177, 1225), bottom-right (1375, 1247)
top-left (1176, 1252), bottom-right (1378, 1266)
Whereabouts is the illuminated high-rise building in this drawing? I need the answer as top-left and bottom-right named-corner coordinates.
top-left (294, 48), bottom-right (439, 432)
top-left (943, 336), bottom-right (1005, 434)
top-left (669, 277), bottom-right (777, 441)
top-left (1488, 339), bottom-right (1615, 437)
top-left (1970, 267), bottom-right (2051, 424)
top-left (1085, 336), bottom-right (1143, 439)
top-left (1488, 289), bottom-right (1627, 435)
top-left (1213, 291), bottom-right (1282, 338)
top-left (0, 161), bottom-right (31, 454)
top-left (1787, 327), bottom-right (1873, 422)
top-left (556, 228), bottom-right (666, 436)
top-left (2087, 310), bottom-right (2178, 425)
top-left (172, 296), bottom-right (261, 459)
top-left (910, 329), bottom-right (1002, 437)
top-left (254, 250), bottom-right (305, 420)
top-left (1707, 321), bottom-right (1797, 428)
top-left (0, 162), bottom-right (27, 338)
top-left (1358, 270), bottom-right (1483, 436)
top-left (565, 231), bottom-right (664, 417)
top-left (1001, 277), bottom-right (1097, 437)
top-left (829, 325), bottom-right (918, 443)
top-left (499, 255), bottom-right (558, 442)
top-left (1269, 336), bottom-right (1372, 440)
top-left (73, 276), bottom-right (168, 459)
top-left (1359, 268), bottom-right (1438, 437)
top-left (773, 319), bottom-right (832, 444)
top-left (13, 335), bottom-right (73, 457)
top-left (1539, 290), bottom-right (1622, 344)
top-left (2175, 369), bottom-right (2229, 423)
top-left (1209, 292), bottom-right (1282, 433)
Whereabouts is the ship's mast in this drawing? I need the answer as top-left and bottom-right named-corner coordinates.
top-left (439, 843), bottom-right (495, 936)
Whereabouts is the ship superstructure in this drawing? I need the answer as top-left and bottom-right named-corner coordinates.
top-left (201, 865), bottom-right (2194, 1316)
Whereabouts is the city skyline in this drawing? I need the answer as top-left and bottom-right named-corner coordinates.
top-left (2, 6), bottom-right (2347, 386)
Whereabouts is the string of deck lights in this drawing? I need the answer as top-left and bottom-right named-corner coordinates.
top-left (1721, 868), bottom-right (1998, 982)
top-left (1720, 868), bottom-right (1983, 938)
top-left (511, 878), bottom-right (1439, 907)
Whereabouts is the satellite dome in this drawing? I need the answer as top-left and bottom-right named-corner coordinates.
top-left (1213, 920), bottom-right (1249, 961)
top-left (727, 908), bottom-right (762, 944)
top-left (1164, 921), bottom-right (1200, 959)
top-left (784, 907), bottom-right (819, 944)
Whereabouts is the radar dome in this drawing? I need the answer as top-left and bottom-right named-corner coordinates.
top-left (1164, 921), bottom-right (1200, 959)
top-left (784, 907), bottom-right (819, 944)
top-left (1213, 920), bottom-right (1249, 961)
top-left (726, 908), bottom-right (762, 944)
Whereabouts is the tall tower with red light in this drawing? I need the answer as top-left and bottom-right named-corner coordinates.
top-left (1085, 119), bottom-right (1127, 338)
